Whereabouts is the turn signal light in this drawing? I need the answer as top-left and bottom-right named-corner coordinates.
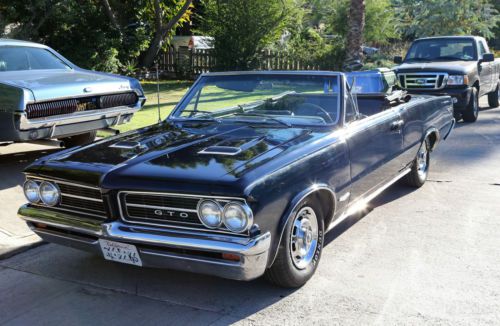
top-left (222, 253), bottom-right (241, 262)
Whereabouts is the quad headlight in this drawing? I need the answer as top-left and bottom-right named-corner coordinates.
top-left (39, 181), bottom-right (60, 206)
top-left (223, 202), bottom-right (253, 233)
top-left (23, 180), bottom-right (40, 203)
top-left (197, 199), bottom-right (253, 233)
top-left (197, 200), bottom-right (223, 228)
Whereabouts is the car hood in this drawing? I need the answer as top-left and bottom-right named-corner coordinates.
top-left (394, 61), bottom-right (476, 75)
top-left (0, 69), bottom-right (134, 101)
top-left (27, 122), bottom-right (318, 190)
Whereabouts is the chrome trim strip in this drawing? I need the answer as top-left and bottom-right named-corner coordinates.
top-left (30, 204), bottom-right (107, 220)
top-left (27, 176), bottom-right (100, 190)
top-left (125, 203), bottom-right (198, 213)
top-left (61, 193), bottom-right (103, 203)
top-left (326, 168), bottom-right (412, 233)
top-left (139, 249), bottom-right (240, 267)
top-left (198, 146), bottom-right (243, 156)
top-left (19, 105), bottom-right (141, 130)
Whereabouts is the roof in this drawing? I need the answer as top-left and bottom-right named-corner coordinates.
top-left (0, 38), bottom-right (48, 48)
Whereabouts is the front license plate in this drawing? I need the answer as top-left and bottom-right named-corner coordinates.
top-left (99, 239), bottom-right (142, 267)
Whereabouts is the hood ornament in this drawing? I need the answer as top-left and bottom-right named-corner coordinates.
top-left (83, 87), bottom-right (93, 93)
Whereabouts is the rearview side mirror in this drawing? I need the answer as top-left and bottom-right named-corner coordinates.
top-left (481, 53), bottom-right (494, 63)
top-left (394, 56), bottom-right (403, 64)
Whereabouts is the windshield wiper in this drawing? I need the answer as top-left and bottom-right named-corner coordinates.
top-left (431, 56), bottom-right (467, 61)
top-left (405, 57), bottom-right (432, 62)
top-left (234, 112), bottom-right (292, 127)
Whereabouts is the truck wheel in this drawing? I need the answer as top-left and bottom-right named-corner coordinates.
top-left (265, 197), bottom-right (324, 288)
top-left (488, 84), bottom-right (499, 108)
top-left (60, 131), bottom-right (97, 148)
top-left (462, 87), bottom-right (479, 123)
top-left (404, 138), bottom-right (430, 188)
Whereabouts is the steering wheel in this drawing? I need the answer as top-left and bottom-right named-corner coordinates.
top-left (293, 103), bottom-right (334, 123)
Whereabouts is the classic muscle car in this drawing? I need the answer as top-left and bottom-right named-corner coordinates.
top-left (18, 71), bottom-right (455, 287)
top-left (394, 36), bottom-right (500, 122)
top-left (0, 39), bottom-right (145, 147)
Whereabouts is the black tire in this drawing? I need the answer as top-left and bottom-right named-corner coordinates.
top-left (488, 84), bottom-right (499, 108)
top-left (404, 138), bottom-right (430, 188)
top-left (462, 87), bottom-right (479, 123)
top-left (60, 131), bottom-right (97, 148)
top-left (265, 197), bottom-right (325, 288)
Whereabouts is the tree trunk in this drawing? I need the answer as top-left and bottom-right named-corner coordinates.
top-left (346, 0), bottom-right (365, 62)
top-left (100, 0), bottom-right (122, 34)
top-left (140, 0), bottom-right (193, 68)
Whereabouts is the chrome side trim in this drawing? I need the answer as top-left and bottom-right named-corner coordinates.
top-left (326, 168), bottom-right (412, 233)
top-left (198, 146), bottom-right (243, 156)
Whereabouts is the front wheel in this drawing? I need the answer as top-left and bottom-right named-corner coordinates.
top-left (462, 87), bottom-right (479, 123)
top-left (488, 84), bottom-right (499, 108)
top-left (404, 138), bottom-right (430, 188)
top-left (265, 197), bottom-right (324, 288)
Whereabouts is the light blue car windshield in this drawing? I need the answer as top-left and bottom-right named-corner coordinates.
top-left (0, 46), bottom-right (71, 72)
top-left (172, 75), bottom-right (341, 126)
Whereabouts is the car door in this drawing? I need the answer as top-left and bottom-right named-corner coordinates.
top-left (345, 100), bottom-right (404, 203)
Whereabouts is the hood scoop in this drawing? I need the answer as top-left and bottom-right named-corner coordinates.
top-left (199, 136), bottom-right (264, 156)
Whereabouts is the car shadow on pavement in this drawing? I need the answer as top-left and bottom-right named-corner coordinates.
top-left (0, 148), bottom-right (60, 191)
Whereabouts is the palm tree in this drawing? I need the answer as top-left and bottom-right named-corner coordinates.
top-left (345, 0), bottom-right (365, 63)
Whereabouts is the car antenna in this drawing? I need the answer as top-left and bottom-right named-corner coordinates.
top-left (156, 62), bottom-right (161, 123)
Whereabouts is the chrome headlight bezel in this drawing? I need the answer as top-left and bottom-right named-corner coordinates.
top-left (197, 199), bottom-right (224, 229)
top-left (222, 202), bottom-right (254, 233)
top-left (23, 179), bottom-right (41, 203)
top-left (39, 181), bottom-right (61, 207)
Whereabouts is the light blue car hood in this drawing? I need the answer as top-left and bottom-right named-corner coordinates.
top-left (0, 69), bottom-right (134, 101)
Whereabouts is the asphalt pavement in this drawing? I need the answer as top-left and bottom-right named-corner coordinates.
top-left (0, 99), bottom-right (499, 325)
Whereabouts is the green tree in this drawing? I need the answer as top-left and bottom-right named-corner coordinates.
top-left (200, 0), bottom-right (291, 71)
top-left (394, 0), bottom-right (500, 39)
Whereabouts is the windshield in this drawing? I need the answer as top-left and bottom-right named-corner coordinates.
top-left (405, 38), bottom-right (476, 62)
top-left (0, 46), bottom-right (71, 72)
top-left (171, 74), bottom-right (341, 126)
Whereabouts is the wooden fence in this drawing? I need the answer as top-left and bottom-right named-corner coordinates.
top-left (155, 47), bottom-right (320, 79)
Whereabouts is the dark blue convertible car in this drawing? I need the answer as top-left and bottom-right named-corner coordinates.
top-left (18, 71), bottom-right (455, 287)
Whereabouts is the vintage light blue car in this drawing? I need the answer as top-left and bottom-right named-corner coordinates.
top-left (0, 39), bottom-right (145, 147)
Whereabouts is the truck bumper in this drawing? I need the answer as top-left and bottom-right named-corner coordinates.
top-left (18, 205), bottom-right (271, 281)
top-left (10, 105), bottom-right (141, 142)
top-left (406, 87), bottom-right (472, 113)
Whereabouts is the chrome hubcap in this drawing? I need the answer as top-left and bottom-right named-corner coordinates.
top-left (417, 143), bottom-right (428, 178)
top-left (290, 206), bottom-right (318, 269)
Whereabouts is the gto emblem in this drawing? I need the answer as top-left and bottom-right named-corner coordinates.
top-left (83, 87), bottom-right (93, 93)
top-left (154, 209), bottom-right (189, 218)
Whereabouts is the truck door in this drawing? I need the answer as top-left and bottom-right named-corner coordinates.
top-left (478, 40), bottom-right (493, 95)
top-left (345, 107), bottom-right (404, 203)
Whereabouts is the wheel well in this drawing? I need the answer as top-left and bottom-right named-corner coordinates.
top-left (309, 189), bottom-right (336, 227)
top-left (427, 131), bottom-right (438, 151)
top-left (473, 81), bottom-right (480, 91)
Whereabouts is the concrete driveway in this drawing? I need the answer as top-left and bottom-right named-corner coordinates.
top-left (0, 100), bottom-right (499, 325)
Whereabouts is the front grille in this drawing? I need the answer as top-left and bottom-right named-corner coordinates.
top-left (48, 180), bottom-right (106, 219)
top-left (399, 73), bottom-right (448, 90)
top-left (121, 193), bottom-right (203, 227)
top-left (26, 92), bottom-right (138, 119)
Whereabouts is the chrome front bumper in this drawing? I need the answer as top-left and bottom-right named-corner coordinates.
top-left (18, 205), bottom-right (271, 281)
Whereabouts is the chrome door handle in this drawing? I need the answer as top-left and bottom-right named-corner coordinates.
top-left (390, 120), bottom-right (404, 130)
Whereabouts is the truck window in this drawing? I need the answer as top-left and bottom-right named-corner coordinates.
top-left (478, 41), bottom-right (486, 57)
top-left (405, 38), bottom-right (476, 61)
